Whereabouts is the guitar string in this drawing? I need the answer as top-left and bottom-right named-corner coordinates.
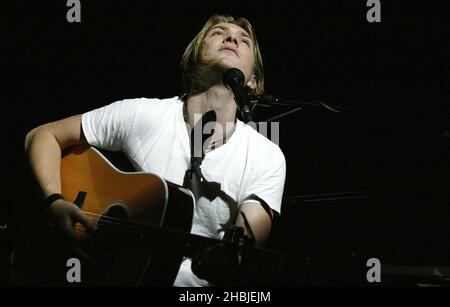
top-left (81, 211), bottom-right (163, 231)
top-left (76, 212), bottom-right (236, 244)
top-left (80, 211), bottom-right (152, 230)
top-left (74, 221), bottom-right (142, 233)
top-left (73, 222), bottom-right (187, 245)
top-left (74, 219), bottom-right (148, 233)
top-left (72, 214), bottom-right (268, 257)
top-left (73, 223), bottom-right (162, 240)
top-left (75, 215), bottom-right (153, 233)
top-left (81, 210), bottom-right (185, 233)
top-left (72, 213), bottom-right (148, 235)
top-left (74, 224), bottom-right (143, 237)
top-left (74, 212), bottom-right (180, 239)
top-left (74, 217), bottom-right (241, 249)
top-left (73, 213), bottom-right (197, 247)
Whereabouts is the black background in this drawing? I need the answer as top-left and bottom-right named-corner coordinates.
top-left (2, 0), bottom-right (449, 285)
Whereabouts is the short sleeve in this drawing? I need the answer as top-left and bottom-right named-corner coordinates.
top-left (81, 99), bottom-right (141, 151)
top-left (241, 147), bottom-right (286, 214)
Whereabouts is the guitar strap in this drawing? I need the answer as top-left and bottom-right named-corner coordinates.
top-left (182, 104), bottom-right (216, 201)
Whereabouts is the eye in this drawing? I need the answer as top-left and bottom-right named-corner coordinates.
top-left (211, 30), bottom-right (223, 36)
top-left (241, 39), bottom-right (251, 46)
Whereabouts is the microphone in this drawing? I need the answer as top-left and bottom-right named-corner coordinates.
top-left (223, 68), bottom-right (253, 123)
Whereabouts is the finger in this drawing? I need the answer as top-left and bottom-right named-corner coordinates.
top-left (58, 216), bottom-right (80, 243)
top-left (72, 209), bottom-right (97, 233)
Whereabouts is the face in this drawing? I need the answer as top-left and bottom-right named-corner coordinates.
top-left (201, 22), bottom-right (257, 90)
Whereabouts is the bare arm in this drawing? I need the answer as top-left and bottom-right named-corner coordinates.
top-left (235, 202), bottom-right (273, 247)
top-left (25, 114), bottom-right (95, 240)
top-left (25, 114), bottom-right (86, 198)
top-left (190, 202), bottom-right (274, 284)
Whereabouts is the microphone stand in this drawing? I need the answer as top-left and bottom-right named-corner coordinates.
top-left (249, 95), bottom-right (366, 123)
top-left (257, 105), bottom-right (303, 123)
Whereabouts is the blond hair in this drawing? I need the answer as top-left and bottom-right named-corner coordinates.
top-left (180, 15), bottom-right (265, 96)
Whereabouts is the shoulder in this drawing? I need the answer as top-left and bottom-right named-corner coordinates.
top-left (84, 96), bottom-right (181, 115)
top-left (116, 96), bottom-right (182, 110)
top-left (111, 96), bottom-right (183, 121)
top-left (82, 96), bottom-right (183, 131)
top-left (117, 96), bottom-right (183, 131)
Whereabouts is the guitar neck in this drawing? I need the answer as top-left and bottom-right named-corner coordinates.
top-left (139, 224), bottom-right (286, 277)
top-left (92, 218), bottom-right (284, 272)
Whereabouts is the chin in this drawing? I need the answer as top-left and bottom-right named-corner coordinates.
top-left (202, 56), bottom-right (247, 79)
top-left (217, 55), bottom-right (241, 68)
top-left (210, 60), bottom-right (236, 76)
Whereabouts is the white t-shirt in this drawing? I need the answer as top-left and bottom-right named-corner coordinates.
top-left (81, 97), bottom-right (286, 286)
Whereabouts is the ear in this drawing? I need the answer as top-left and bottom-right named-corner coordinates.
top-left (246, 75), bottom-right (258, 91)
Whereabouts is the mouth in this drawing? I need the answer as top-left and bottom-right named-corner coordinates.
top-left (219, 47), bottom-right (239, 57)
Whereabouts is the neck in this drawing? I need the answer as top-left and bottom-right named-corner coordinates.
top-left (186, 84), bottom-right (237, 139)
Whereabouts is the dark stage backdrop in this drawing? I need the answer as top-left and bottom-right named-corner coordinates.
top-left (2, 1), bottom-right (449, 285)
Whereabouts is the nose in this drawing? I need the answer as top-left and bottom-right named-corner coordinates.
top-left (224, 33), bottom-right (238, 46)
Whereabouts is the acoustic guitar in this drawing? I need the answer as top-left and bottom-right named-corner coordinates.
top-left (52, 145), bottom-right (283, 286)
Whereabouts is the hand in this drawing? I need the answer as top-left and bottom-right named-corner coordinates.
top-left (191, 243), bottom-right (242, 286)
top-left (47, 199), bottom-right (96, 243)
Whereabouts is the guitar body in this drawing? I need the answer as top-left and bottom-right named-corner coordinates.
top-left (22, 146), bottom-right (283, 287)
top-left (55, 145), bottom-right (195, 286)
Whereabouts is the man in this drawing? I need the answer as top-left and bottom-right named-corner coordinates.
top-left (25, 15), bottom-right (286, 286)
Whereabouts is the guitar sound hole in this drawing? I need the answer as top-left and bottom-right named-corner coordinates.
top-left (105, 205), bottom-right (130, 221)
top-left (92, 204), bottom-right (131, 259)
